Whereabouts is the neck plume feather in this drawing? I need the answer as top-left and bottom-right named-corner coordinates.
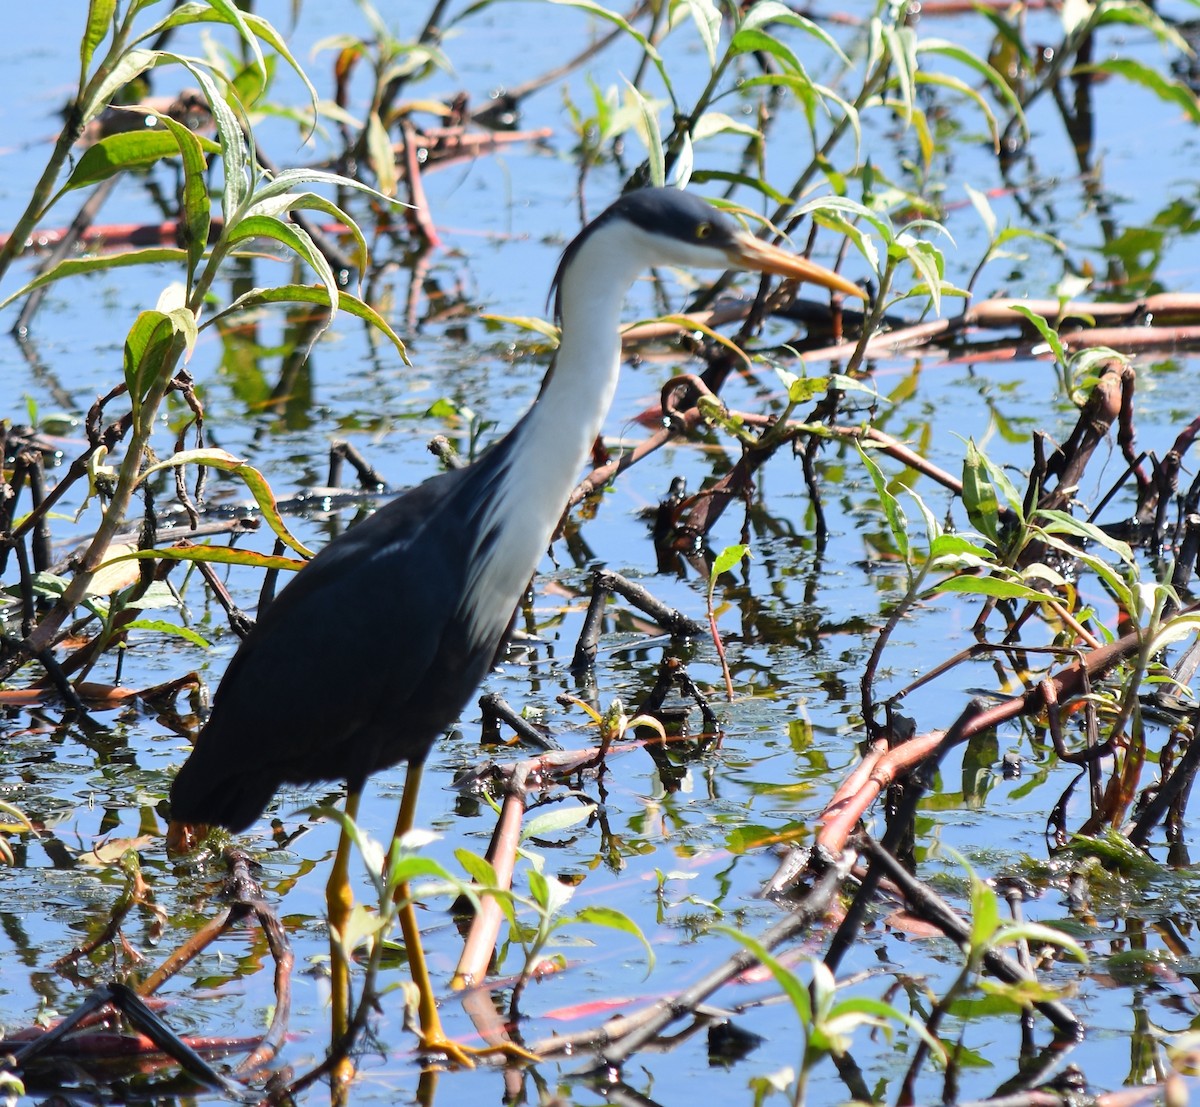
top-left (458, 220), bottom-right (651, 643)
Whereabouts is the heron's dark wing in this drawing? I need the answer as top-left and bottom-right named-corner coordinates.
top-left (170, 443), bottom-right (519, 832)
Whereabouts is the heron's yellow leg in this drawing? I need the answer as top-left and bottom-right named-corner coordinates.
top-left (390, 762), bottom-right (537, 1068)
top-left (327, 789), bottom-right (361, 1093)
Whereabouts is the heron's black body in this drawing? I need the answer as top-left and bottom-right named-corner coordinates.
top-left (170, 432), bottom-right (522, 832)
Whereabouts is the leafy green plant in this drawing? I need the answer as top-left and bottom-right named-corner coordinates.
top-left (719, 925), bottom-right (946, 1107)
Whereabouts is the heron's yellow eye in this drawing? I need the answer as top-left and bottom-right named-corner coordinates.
top-left (695, 222), bottom-right (713, 240)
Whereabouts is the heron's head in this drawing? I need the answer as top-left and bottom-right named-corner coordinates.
top-left (552, 187), bottom-right (864, 320)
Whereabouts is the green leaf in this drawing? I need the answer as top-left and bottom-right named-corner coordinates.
top-left (148, 111), bottom-right (213, 275)
top-left (549, 0), bottom-right (675, 106)
top-left (929, 575), bottom-right (1050, 603)
top-left (715, 926), bottom-right (811, 1024)
top-left (856, 444), bottom-right (909, 564)
top-left (124, 618), bottom-right (210, 648)
top-left (454, 848), bottom-right (500, 889)
top-left (109, 545), bottom-right (306, 573)
top-left (136, 447), bottom-right (314, 559)
top-left (625, 81), bottom-right (664, 188)
top-left (78, 47), bottom-right (158, 129)
top-left (1035, 509), bottom-right (1135, 565)
top-left (123, 308), bottom-right (194, 407)
top-left (1008, 304), bottom-right (1066, 366)
top-left (572, 905), bottom-right (656, 974)
top-left (680, 0), bottom-right (721, 65)
top-left (522, 802), bottom-right (598, 840)
top-left (965, 183), bottom-right (997, 242)
top-left (917, 38), bottom-right (1026, 139)
top-left (159, 53), bottom-right (249, 221)
top-left (1078, 59), bottom-right (1200, 123)
top-left (366, 110), bottom-right (398, 198)
top-left (928, 533), bottom-right (995, 562)
top-left (81, 0), bottom-right (117, 81)
top-left (739, 1), bottom-right (849, 67)
top-left (730, 27), bottom-right (807, 75)
top-left (205, 284), bottom-right (408, 363)
top-left (711, 543), bottom-right (751, 580)
top-left (0, 250), bottom-right (188, 312)
top-left (962, 440), bottom-right (1000, 544)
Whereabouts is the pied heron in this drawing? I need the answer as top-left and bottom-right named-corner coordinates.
top-left (169, 187), bottom-right (864, 1063)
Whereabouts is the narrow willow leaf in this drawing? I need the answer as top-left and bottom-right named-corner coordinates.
top-left (1035, 532), bottom-right (1135, 611)
top-left (366, 110), bottom-right (398, 198)
top-left (549, 0), bottom-right (674, 104)
top-left (572, 905), bottom-right (656, 974)
top-left (730, 27), bottom-right (806, 75)
top-left (624, 80), bottom-right (664, 188)
top-left (246, 191), bottom-right (369, 273)
top-left (123, 310), bottom-right (182, 406)
top-left (1008, 304), bottom-right (1066, 366)
top-left (132, 6), bottom-right (319, 116)
top-left (692, 112), bottom-right (760, 142)
top-left (962, 440), bottom-right (999, 543)
top-left (523, 803), bottom-right (598, 840)
top-left (681, 0), bottom-right (721, 65)
top-left (857, 443), bottom-right (909, 563)
top-left (1090, 0), bottom-right (1188, 51)
top-left (1080, 59), bottom-right (1200, 123)
top-left (159, 54), bottom-right (249, 220)
top-left (226, 215), bottom-right (337, 328)
top-left (917, 39), bottom-right (1025, 137)
top-left (915, 71), bottom-right (999, 152)
top-left (649, 314), bottom-right (751, 366)
top-left (110, 546), bottom-right (307, 572)
top-left (672, 130), bottom-right (694, 189)
top-left (965, 183), bottom-right (997, 242)
top-left (929, 575), bottom-right (1050, 602)
top-left (881, 24), bottom-right (916, 121)
top-left (201, 0), bottom-right (266, 81)
top-left (929, 533), bottom-right (994, 562)
top-left (149, 113), bottom-right (212, 276)
top-left (207, 285), bottom-right (408, 362)
top-left (739, 1), bottom-right (850, 67)
top-left (715, 925), bottom-right (811, 1023)
top-left (481, 314), bottom-right (560, 343)
top-left (0, 249), bottom-right (187, 312)
top-left (79, 48), bottom-right (158, 127)
top-left (136, 447), bottom-right (315, 559)
top-left (81, 0), bottom-right (118, 82)
top-left (1036, 508), bottom-right (1135, 565)
top-left (124, 618), bottom-right (210, 648)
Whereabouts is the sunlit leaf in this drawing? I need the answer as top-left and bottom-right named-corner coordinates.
top-left (1078, 59), bottom-right (1200, 124)
top-left (550, 0), bottom-right (675, 105)
top-left (109, 545), bottom-right (307, 573)
top-left (523, 803), bottom-right (598, 840)
top-left (962, 440), bottom-right (999, 543)
top-left (81, 0), bottom-right (117, 79)
top-left (0, 250), bottom-right (188, 312)
top-left (572, 906), bottom-right (655, 974)
top-left (857, 444), bottom-right (909, 564)
top-left (125, 618), bottom-right (210, 648)
top-left (680, 0), bottom-right (721, 65)
top-left (206, 284), bottom-right (408, 362)
top-left (136, 447), bottom-right (315, 558)
top-left (712, 543), bottom-right (751, 579)
top-left (366, 110), bottom-right (397, 197)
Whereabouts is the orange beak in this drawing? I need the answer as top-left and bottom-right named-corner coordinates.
top-left (728, 230), bottom-right (865, 300)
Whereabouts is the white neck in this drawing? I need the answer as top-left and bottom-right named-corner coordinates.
top-left (459, 220), bottom-right (650, 644)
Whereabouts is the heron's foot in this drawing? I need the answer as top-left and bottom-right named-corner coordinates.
top-left (417, 1031), bottom-right (540, 1068)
